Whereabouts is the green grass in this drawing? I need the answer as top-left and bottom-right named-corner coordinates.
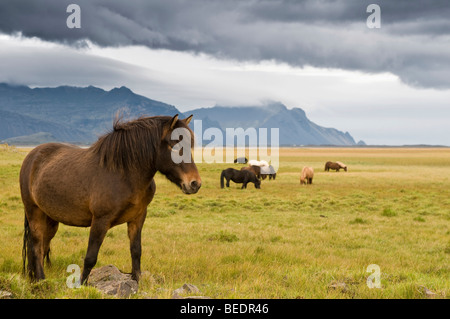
top-left (381, 208), bottom-right (397, 217)
top-left (0, 145), bottom-right (449, 299)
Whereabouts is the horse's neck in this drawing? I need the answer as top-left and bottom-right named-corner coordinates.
top-left (117, 167), bottom-right (157, 192)
top-left (136, 168), bottom-right (157, 188)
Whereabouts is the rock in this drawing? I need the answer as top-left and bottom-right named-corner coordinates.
top-left (419, 285), bottom-right (436, 299)
top-left (87, 265), bottom-right (138, 298)
top-left (172, 283), bottom-right (202, 299)
top-left (0, 290), bottom-right (13, 299)
top-left (182, 283), bottom-right (201, 294)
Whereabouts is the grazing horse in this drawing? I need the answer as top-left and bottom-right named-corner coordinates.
top-left (324, 161), bottom-right (345, 172)
top-left (260, 165), bottom-right (277, 180)
top-left (336, 161), bottom-right (348, 171)
top-left (300, 167), bottom-right (314, 184)
top-left (20, 114), bottom-right (201, 284)
top-left (220, 168), bottom-right (261, 189)
top-left (234, 157), bottom-right (248, 164)
top-left (240, 165), bottom-right (261, 179)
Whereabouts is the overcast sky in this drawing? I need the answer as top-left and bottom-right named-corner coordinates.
top-left (0, 0), bottom-right (449, 145)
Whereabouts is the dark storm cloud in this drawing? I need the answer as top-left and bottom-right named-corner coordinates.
top-left (0, 37), bottom-right (149, 88)
top-left (1, 0), bottom-right (450, 88)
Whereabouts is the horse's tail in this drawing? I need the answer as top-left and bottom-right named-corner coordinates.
top-left (220, 170), bottom-right (225, 188)
top-left (22, 212), bottom-right (30, 277)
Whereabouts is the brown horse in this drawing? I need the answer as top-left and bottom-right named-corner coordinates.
top-left (300, 167), bottom-right (314, 184)
top-left (336, 161), bottom-right (348, 171)
top-left (20, 114), bottom-right (201, 284)
top-left (240, 165), bottom-right (261, 179)
top-left (324, 161), bottom-right (346, 172)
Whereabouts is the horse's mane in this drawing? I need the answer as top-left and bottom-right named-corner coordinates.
top-left (90, 115), bottom-right (167, 172)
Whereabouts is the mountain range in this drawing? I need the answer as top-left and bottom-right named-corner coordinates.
top-left (190, 103), bottom-right (360, 146)
top-left (0, 83), bottom-right (362, 146)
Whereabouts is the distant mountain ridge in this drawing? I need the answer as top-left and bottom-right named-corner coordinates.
top-left (0, 83), bottom-right (361, 146)
top-left (190, 102), bottom-right (358, 146)
top-left (0, 83), bottom-right (179, 144)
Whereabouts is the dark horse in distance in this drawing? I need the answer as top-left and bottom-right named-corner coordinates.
top-left (324, 161), bottom-right (347, 172)
top-left (234, 157), bottom-right (248, 164)
top-left (20, 114), bottom-right (201, 284)
top-left (220, 168), bottom-right (261, 189)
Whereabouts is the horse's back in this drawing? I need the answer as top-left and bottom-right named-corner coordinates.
top-left (301, 166), bottom-right (314, 178)
top-left (21, 142), bottom-right (86, 183)
top-left (23, 142), bottom-right (77, 162)
top-left (248, 160), bottom-right (269, 167)
top-left (20, 143), bottom-right (79, 193)
top-left (225, 168), bottom-right (245, 182)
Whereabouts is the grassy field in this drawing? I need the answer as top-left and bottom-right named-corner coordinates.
top-left (0, 144), bottom-right (449, 299)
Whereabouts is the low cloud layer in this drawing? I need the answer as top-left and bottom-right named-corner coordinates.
top-left (1, 0), bottom-right (450, 89)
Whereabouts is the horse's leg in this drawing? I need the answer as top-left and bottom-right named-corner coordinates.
top-left (25, 206), bottom-right (48, 281)
top-left (43, 217), bottom-right (59, 266)
top-left (226, 178), bottom-right (230, 187)
top-left (81, 217), bottom-right (109, 284)
top-left (127, 210), bottom-right (147, 282)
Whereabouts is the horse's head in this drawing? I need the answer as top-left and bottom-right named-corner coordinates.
top-left (156, 114), bottom-right (202, 194)
top-left (254, 176), bottom-right (261, 189)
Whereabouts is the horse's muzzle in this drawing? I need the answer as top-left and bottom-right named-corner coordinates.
top-left (181, 180), bottom-right (201, 194)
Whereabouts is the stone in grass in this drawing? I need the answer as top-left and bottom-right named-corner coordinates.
top-left (87, 264), bottom-right (138, 298)
top-left (0, 290), bottom-right (13, 299)
top-left (172, 283), bottom-right (210, 299)
top-left (418, 285), bottom-right (436, 299)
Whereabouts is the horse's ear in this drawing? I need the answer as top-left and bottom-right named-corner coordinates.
top-left (169, 114), bottom-right (179, 130)
top-left (162, 114), bottom-right (179, 139)
top-left (183, 114), bottom-right (193, 125)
